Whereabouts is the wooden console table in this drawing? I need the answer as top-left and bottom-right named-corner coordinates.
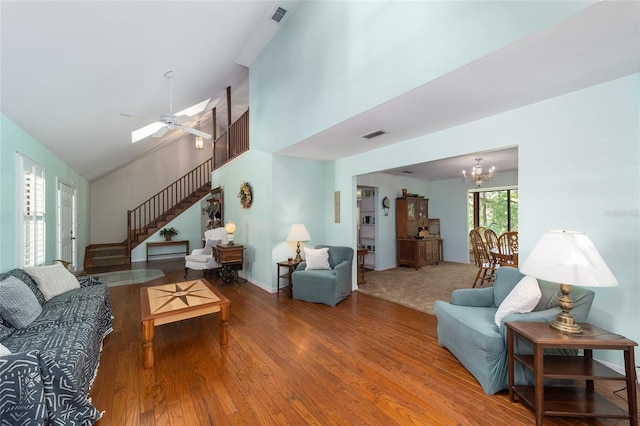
top-left (146, 240), bottom-right (190, 261)
top-left (506, 321), bottom-right (637, 426)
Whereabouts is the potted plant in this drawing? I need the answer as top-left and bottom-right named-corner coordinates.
top-left (159, 227), bottom-right (178, 241)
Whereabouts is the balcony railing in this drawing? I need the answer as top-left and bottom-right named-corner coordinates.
top-left (214, 109), bottom-right (249, 170)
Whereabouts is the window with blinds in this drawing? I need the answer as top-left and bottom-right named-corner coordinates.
top-left (19, 154), bottom-right (46, 267)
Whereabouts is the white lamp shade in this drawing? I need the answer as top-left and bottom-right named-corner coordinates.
top-left (286, 224), bottom-right (311, 242)
top-left (224, 221), bottom-right (236, 234)
top-left (520, 230), bottom-right (618, 287)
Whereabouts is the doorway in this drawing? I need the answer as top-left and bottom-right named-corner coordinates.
top-left (357, 186), bottom-right (376, 269)
top-left (58, 182), bottom-right (76, 270)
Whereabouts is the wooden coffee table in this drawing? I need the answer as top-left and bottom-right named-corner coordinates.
top-left (140, 279), bottom-right (229, 368)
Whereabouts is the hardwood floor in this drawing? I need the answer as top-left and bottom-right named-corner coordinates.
top-left (89, 259), bottom-right (637, 425)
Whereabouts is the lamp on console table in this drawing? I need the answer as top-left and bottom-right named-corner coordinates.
top-left (286, 223), bottom-right (311, 263)
top-left (520, 230), bottom-right (618, 334)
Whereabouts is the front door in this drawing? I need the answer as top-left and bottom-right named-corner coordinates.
top-left (58, 182), bottom-right (76, 269)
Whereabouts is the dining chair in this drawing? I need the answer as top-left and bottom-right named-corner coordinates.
top-left (497, 231), bottom-right (519, 267)
top-left (469, 229), bottom-right (497, 288)
top-left (484, 229), bottom-right (499, 252)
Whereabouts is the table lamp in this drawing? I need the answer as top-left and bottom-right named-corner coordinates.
top-left (224, 221), bottom-right (236, 245)
top-left (286, 224), bottom-right (311, 262)
top-left (520, 230), bottom-right (618, 334)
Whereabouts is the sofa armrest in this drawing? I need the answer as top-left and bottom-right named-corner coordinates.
top-left (295, 262), bottom-right (307, 271)
top-left (498, 307), bottom-right (561, 337)
top-left (450, 287), bottom-right (495, 307)
top-left (191, 248), bottom-right (206, 256)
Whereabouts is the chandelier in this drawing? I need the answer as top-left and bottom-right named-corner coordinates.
top-left (463, 158), bottom-right (496, 186)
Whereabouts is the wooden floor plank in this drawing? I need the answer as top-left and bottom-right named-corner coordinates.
top-left (91, 259), bottom-right (638, 425)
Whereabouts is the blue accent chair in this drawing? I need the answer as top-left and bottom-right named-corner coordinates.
top-left (434, 267), bottom-right (594, 395)
top-left (292, 245), bottom-right (354, 307)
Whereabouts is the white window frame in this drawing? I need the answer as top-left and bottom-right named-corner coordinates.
top-left (17, 153), bottom-right (46, 267)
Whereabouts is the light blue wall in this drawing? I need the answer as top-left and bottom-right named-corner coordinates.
top-left (331, 76), bottom-right (639, 368)
top-left (0, 114), bottom-right (91, 272)
top-left (251, 1), bottom-right (589, 153)
top-left (272, 155), bottom-right (327, 271)
top-left (130, 195), bottom-right (206, 263)
top-left (248, 1), bottom-right (637, 371)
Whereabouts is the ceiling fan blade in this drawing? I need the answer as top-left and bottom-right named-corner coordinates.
top-left (178, 125), bottom-right (212, 139)
top-left (152, 126), bottom-right (169, 138)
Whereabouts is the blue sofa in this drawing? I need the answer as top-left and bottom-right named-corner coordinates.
top-left (434, 267), bottom-right (594, 395)
top-left (292, 245), bottom-right (354, 306)
top-left (0, 269), bottom-right (113, 425)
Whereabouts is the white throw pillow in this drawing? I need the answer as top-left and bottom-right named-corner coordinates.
top-left (304, 247), bottom-right (331, 270)
top-left (0, 343), bottom-right (11, 356)
top-left (25, 263), bottom-right (80, 301)
top-left (495, 275), bottom-right (542, 327)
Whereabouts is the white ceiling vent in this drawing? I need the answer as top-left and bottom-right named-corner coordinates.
top-left (271, 7), bottom-right (287, 23)
top-left (361, 129), bottom-right (386, 139)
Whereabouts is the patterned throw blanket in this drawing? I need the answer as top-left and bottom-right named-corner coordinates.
top-left (0, 270), bottom-right (113, 426)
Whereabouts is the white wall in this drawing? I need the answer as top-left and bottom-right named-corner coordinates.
top-left (90, 135), bottom-right (212, 244)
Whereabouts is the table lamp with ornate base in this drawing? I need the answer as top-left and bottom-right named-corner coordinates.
top-left (286, 223), bottom-right (311, 263)
top-left (520, 230), bottom-right (617, 335)
top-left (550, 283), bottom-right (583, 334)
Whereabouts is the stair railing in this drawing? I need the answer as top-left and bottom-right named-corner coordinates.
top-left (127, 158), bottom-right (213, 254)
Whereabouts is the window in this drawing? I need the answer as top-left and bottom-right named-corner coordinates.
top-left (19, 154), bottom-right (46, 267)
top-left (468, 187), bottom-right (518, 235)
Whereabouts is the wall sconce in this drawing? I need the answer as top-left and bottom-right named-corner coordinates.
top-left (195, 136), bottom-right (204, 151)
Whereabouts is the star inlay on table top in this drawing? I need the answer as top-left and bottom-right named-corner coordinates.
top-left (147, 280), bottom-right (221, 315)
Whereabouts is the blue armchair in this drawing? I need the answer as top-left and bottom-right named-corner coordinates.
top-left (434, 267), bottom-right (594, 395)
top-left (292, 245), bottom-right (354, 307)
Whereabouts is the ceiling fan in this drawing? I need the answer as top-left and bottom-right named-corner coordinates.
top-left (123, 71), bottom-right (212, 143)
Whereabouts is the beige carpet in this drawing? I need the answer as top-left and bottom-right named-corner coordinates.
top-left (356, 262), bottom-right (490, 315)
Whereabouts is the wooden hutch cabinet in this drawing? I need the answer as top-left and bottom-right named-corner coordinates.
top-left (396, 197), bottom-right (438, 270)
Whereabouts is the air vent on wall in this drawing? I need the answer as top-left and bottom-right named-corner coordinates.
top-left (271, 7), bottom-right (287, 23)
top-left (361, 129), bottom-right (386, 139)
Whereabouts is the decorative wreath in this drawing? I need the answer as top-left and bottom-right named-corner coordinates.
top-left (238, 182), bottom-right (253, 208)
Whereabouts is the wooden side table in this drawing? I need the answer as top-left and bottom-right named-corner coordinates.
top-left (276, 260), bottom-right (301, 298)
top-left (214, 244), bottom-right (244, 283)
top-left (506, 321), bottom-right (637, 426)
top-left (356, 248), bottom-right (368, 284)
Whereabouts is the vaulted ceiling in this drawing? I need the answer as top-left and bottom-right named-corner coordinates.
top-left (2, 2), bottom-right (638, 183)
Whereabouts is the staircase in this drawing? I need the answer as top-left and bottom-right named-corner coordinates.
top-left (83, 158), bottom-right (213, 269)
top-left (128, 183), bottom-right (212, 249)
top-left (83, 107), bottom-right (251, 270)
